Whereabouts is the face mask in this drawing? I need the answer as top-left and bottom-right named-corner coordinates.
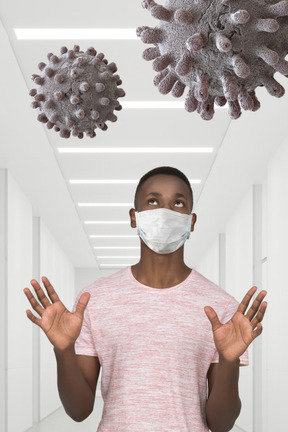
top-left (135, 208), bottom-right (192, 254)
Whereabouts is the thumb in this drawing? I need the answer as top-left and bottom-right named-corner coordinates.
top-left (75, 292), bottom-right (90, 318)
top-left (204, 306), bottom-right (222, 331)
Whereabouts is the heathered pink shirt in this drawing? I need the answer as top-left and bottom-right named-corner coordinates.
top-left (75, 267), bottom-right (248, 432)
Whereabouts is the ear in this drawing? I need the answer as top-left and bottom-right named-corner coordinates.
top-left (129, 208), bottom-right (137, 228)
top-left (190, 213), bottom-right (197, 232)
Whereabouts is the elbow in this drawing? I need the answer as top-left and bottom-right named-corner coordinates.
top-left (207, 399), bottom-right (242, 432)
top-left (65, 407), bottom-right (93, 423)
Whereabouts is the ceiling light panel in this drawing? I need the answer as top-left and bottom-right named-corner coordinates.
top-left (85, 224), bottom-right (135, 237)
top-left (93, 247), bottom-right (139, 250)
top-left (14, 28), bottom-right (138, 40)
top-left (90, 236), bottom-right (139, 248)
top-left (59, 147), bottom-right (213, 154)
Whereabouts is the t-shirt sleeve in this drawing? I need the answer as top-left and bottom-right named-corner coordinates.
top-left (211, 297), bottom-right (249, 366)
top-left (73, 292), bottom-right (98, 357)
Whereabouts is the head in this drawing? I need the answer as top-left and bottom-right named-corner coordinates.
top-left (130, 166), bottom-right (197, 231)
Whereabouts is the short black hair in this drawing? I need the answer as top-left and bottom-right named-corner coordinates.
top-left (134, 166), bottom-right (193, 208)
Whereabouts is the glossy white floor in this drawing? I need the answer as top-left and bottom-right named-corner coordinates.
top-left (25, 397), bottom-right (243, 432)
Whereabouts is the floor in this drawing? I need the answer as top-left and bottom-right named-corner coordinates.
top-left (25, 397), bottom-right (243, 432)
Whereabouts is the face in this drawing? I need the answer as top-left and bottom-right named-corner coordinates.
top-left (130, 174), bottom-right (197, 231)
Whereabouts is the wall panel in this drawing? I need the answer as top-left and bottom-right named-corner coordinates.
top-left (7, 172), bottom-right (33, 432)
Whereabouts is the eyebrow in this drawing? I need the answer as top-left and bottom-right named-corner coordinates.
top-left (146, 192), bottom-right (187, 199)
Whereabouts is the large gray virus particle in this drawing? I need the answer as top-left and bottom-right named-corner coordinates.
top-left (30, 45), bottom-right (125, 138)
top-left (137, 0), bottom-right (288, 120)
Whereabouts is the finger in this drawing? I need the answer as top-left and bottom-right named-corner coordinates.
top-left (251, 301), bottom-right (268, 329)
top-left (74, 292), bottom-right (91, 319)
top-left (237, 286), bottom-right (258, 315)
top-left (251, 322), bottom-right (263, 341)
top-left (25, 309), bottom-right (42, 327)
top-left (30, 279), bottom-right (51, 308)
top-left (246, 290), bottom-right (267, 321)
top-left (41, 277), bottom-right (60, 304)
top-left (204, 306), bottom-right (222, 331)
top-left (24, 287), bottom-right (44, 317)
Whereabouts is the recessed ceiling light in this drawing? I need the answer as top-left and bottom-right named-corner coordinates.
top-left (100, 264), bottom-right (133, 268)
top-left (90, 235), bottom-right (138, 238)
top-left (93, 246), bottom-right (139, 250)
top-left (70, 179), bottom-right (201, 184)
top-left (71, 179), bottom-right (139, 184)
top-left (14, 28), bottom-right (138, 40)
top-left (97, 256), bottom-right (140, 259)
top-left (122, 101), bottom-right (183, 109)
top-left (84, 221), bottom-right (129, 224)
top-left (121, 101), bottom-right (225, 109)
top-left (59, 147), bottom-right (213, 154)
top-left (78, 203), bottom-right (133, 207)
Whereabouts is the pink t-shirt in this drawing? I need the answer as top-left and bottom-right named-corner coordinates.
top-left (74, 267), bottom-right (248, 432)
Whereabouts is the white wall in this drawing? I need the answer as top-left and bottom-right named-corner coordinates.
top-left (194, 235), bottom-right (219, 285)
top-left (225, 188), bottom-right (254, 431)
top-left (266, 137), bottom-right (288, 431)
top-left (195, 136), bottom-right (288, 431)
top-left (0, 171), bottom-right (34, 432)
top-left (0, 169), bottom-right (76, 431)
top-left (39, 220), bottom-right (75, 419)
top-left (196, 188), bottom-right (254, 431)
top-left (75, 267), bottom-right (115, 295)
top-left (0, 169), bottom-right (8, 432)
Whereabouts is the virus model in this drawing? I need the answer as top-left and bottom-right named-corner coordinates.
top-left (30, 45), bottom-right (125, 138)
top-left (137, 0), bottom-right (288, 120)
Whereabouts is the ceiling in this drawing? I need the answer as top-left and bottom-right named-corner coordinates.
top-left (0, 0), bottom-right (288, 270)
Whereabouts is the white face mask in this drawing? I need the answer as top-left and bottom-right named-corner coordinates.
top-left (135, 208), bottom-right (192, 254)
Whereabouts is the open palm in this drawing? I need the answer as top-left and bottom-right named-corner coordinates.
top-left (204, 287), bottom-right (267, 362)
top-left (24, 277), bottom-right (90, 351)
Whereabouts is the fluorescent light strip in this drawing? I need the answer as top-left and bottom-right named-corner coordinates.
top-left (121, 101), bottom-right (226, 109)
top-left (84, 221), bottom-right (129, 224)
top-left (100, 264), bottom-right (133, 268)
top-left (97, 256), bottom-right (140, 259)
top-left (79, 203), bottom-right (133, 207)
top-left (59, 147), bottom-right (213, 154)
top-left (94, 246), bottom-right (139, 250)
top-left (14, 28), bottom-right (137, 40)
top-left (122, 101), bottom-right (184, 109)
top-left (90, 235), bottom-right (138, 238)
top-left (70, 179), bottom-right (201, 185)
top-left (71, 179), bottom-right (138, 185)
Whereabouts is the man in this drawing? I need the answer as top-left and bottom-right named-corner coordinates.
top-left (24, 166), bottom-right (267, 432)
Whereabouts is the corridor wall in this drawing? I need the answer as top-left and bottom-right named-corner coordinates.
top-left (0, 169), bottom-right (75, 432)
top-left (195, 188), bottom-right (254, 431)
top-left (0, 169), bottom-right (33, 432)
top-left (266, 137), bottom-right (288, 431)
top-left (39, 220), bottom-right (75, 420)
top-left (195, 134), bottom-right (288, 431)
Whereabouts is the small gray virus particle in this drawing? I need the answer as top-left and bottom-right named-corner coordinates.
top-left (137, 0), bottom-right (288, 120)
top-left (30, 45), bottom-right (125, 138)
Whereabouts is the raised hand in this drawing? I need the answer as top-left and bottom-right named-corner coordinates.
top-left (204, 287), bottom-right (267, 362)
top-left (24, 277), bottom-right (90, 351)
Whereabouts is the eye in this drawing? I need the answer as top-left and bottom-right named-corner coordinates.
top-left (148, 198), bottom-right (158, 206)
top-left (174, 200), bottom-right (184, 208)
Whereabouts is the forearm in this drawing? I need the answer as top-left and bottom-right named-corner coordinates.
top-left (54, 346), bottom-right (95, 421)
top-left (205, 357), bottom-right (241, 432)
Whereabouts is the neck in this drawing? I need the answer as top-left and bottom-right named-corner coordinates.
top-left (131, 244), bottom-right (192, 288)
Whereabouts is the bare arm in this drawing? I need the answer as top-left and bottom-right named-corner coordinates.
top-left (206, 360), bottom-right (241, 432)
top-left (204, 287), bottom-right (267, 432)
top-left (54, 349), bottom-right (100, 421)
top-left (24, 277), bottom-right (100, 422)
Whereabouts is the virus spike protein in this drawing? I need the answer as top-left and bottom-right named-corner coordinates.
top-left (137, 0), bottom-right (288, 120)
top-left (30, 45), bottom-right (125, 138)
